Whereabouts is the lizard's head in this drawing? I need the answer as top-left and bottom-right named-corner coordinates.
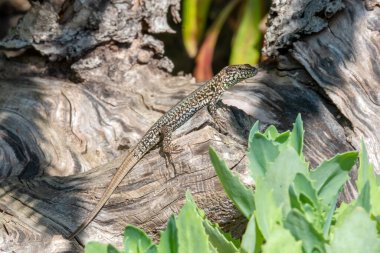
top-left (217, 64), bottom-right (258, 90)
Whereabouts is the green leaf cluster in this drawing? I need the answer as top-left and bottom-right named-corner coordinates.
top-left (85, 192), bottom-right (244, 253)
top-left (210, 114), bottom-right (380, 252)
top-left (85, 114), bottom-right (380, 253)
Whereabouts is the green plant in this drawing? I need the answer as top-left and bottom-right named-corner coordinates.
top-left (182, 0), bottom-right (263, 81)
top-left (210, 114), bottom-right (380, 252)
top-left (85, 115), bottom-right (380, 253)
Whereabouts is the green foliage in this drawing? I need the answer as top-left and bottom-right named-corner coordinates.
top-left (327, 207), bottom-right (380, 253)
top-left (85, 114), bottom-right (380, 253)
top-left (230, 0), bottom-right (262, 65)
top-left (182, 0), bottom-right (264, 81)
top-left (176, 193), bottom-right (210, 253)
top-left (239, 214), bottom-right (256, 253)
top-left (182, 0), bottom-right (212, 58)
top-left (85, 242), bottom-right (120, 253)
top-left (123, 226), bottom-right (156, 253)
top-left (193, 0), bottom-right (240, 81)
top-left (210, 147), bottom-right (255, 218)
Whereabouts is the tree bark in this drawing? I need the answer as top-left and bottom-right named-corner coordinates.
top-left (0, 0), bottom-right (379, 252)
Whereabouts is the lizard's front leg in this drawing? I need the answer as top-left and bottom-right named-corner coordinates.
top-left (160, 126), bottom-right (183, 171)
top-left (207, 100), bottom-right (228, 133)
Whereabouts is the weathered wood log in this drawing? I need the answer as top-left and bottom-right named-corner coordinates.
top-left (0, 0), bottom-right (379, 252)
top-left (0, 63), bottom-right (356, 251)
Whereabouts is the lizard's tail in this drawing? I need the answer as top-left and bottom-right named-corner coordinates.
top-left (67, 151), bottom-right (140, 240)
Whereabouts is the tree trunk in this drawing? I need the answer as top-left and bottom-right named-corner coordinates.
top-left (0, 0), bottom-right (379, 252)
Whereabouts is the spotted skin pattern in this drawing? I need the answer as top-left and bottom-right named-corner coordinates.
top-left (68, 64), bottom-right (258, 239)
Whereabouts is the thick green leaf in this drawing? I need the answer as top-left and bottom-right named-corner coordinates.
top-left (292, 173), bottom-right (319, 209)
top-left (230, 0), bottom-right (262, 65)
top-left (247, 133), bottom-right (280, 179)
top-left (146, 245), bottom-right (157, 253)
top-left (157, 215), bottom-right (178, 253)
top-left (182, 0), bottom-right (211, 57)
top-left (357, 140), bottom-right (372, 189)
top-left (239, 213), bottom-right (257, 253)
top-left (284, 210), bottom-right (325, 253)
top-left (264, 125), bottom-right (279, 140)
top-left (288, 185), bottom-right (302, 211)
top-left (262, 226), bottom-right (302, 253)
top-left (357, 141), bottom-right (380, 216)
top-left (210, 147), bottom-right (255, 218)
top-left (289, 114), bottom-right (304, 156)
top-left (254, 179), bottom-right (282, 240)
top-left (85, 242), bottom-right (120, 253)
top-left (248, 121), bottom-right (260, 145)
top-left (209, 244), bottom-right (218, 253)
top-left (274, 131), bottom-right (290, 144)
top-left (291, 173), bottom-right (325, 232)
top-left (124, 225), bottom-right (155, 253)
top-left (355, 181), bottom-right (371, 212)
top-left (322, 192), bottom-right (338, 238)
top-left (310, 151), bottom-right (358, 208)
top-left (203, 219), bottom-right (238, 253)
top-left (334, 181), bottom-right (371, 229)
top-left (176, 192), bottom-right (210, 253)
top-left (326, 207), bottom-right (380, 253)
top-left (264, 147), bottom-right (309, 215)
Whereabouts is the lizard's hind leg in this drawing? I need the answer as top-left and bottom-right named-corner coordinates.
top-left (160, 126), bottom-right (183, 175)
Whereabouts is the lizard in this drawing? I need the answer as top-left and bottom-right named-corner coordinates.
top-left (68, 64), bottom-right (258, 239)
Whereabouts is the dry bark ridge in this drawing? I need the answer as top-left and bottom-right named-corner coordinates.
top-left (0, 0), bottom-right (379, 251)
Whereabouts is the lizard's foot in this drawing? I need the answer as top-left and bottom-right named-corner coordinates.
top-left (163, 152), bottom-right (177, 178)
top-left (162, 143), bottom-right (183, 154)
top-left (160, 126), bottom-right (184, 177)
top-left (212, 114), bottom-right (228, 134)
top-left (163, 143), bottom-right (183, 177)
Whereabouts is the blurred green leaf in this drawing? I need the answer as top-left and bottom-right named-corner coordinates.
top-left (203, 219), bottom-right (239, 253)
top-left (289, 114), bottom-right (304, 156)
top-left (182, 0), bottom-right (212, 57)
top-left (274, 131), bottom-right (290, 144)
top-left (124, 225), bottom-right (155, 253)
top-left (195, 0), bottom-right (240, 81)
top-left (284, 210), bottom-right (325, 253)
top-left (254, 179), bottom-right (282, 240)
top-left (262, 226), bottom-right (302, 253)
top-left (310, 151), bottom-right (358, 208)
top-left (85, 242), bottom-right (120, 253)
top-left (357, 140), bottom-right (380, 216)
top-left (248, 121), bottom-right (260, 149)
top-left (355, 181), bottom-right (371, 212)
top-left (146, 245), bottom-right (157, 253)
top-left (157, 216), bottom-right (178, 253)
top-left (239, 214), bottom-right (257, 253)
top-left (230, 0), bottom-right (262, 65)
top-left (322, 192), bottom-right (338, 238)
top-left (264, 125), bottom-right (279, 139)
top-left (335, 181), bottom-right (371, 229)
top-left (247, 132), bottom-right (280, 179)
top-left (177, 192), bottom-right (210, 253)
top-left (264, 147), bottom-right (309, 215)
top-left (326, 207), bottom-right (380, 253)
top-left (357, 140), bottom-right (372, 190)
top-left (292, 173), bottom-right (319, 209)
top-left (209, 244), bottom-right (218, 253)
top-left (209, 147), bottom-right (255, 218)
